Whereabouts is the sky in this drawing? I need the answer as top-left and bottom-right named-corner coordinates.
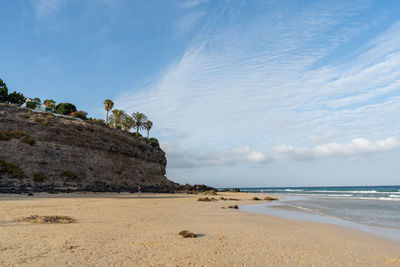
top-left (1, 0), bottom-right (400, 187)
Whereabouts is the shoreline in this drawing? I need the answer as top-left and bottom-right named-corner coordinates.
top-left (240, 195), bottom-right (400, 244)
top-left (1, 192), bottom-right (399, 266)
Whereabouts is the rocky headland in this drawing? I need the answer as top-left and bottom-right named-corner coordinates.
top-left (0, 103), bottom-right (180, 193)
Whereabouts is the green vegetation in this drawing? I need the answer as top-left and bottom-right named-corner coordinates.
top-left (7, 91), bottom-right (26, 105)
top-left (44, 99), bottom-right (56, 110)
top-left (109, 109), bottom-right (125, 128)
top-left (103, 99), bottom-right (114, 124)
top-left (0, 159), bottom-right (24, 179)
top-left (26, 101), bottom-right (37, 109)
top-left (149, 137), bottom-right (159, 147)
top-left (0, 79), bottom-right (8, 102)
top-left (132, 112), bottom-right (148, 134)
top-left (0, 129), bottom-right (35, 146)
top-left (33, 172), bottom-right (44, 183)
top-left (54, 103), bottom-right (77, 115)
top-left (0, 77), bottom-right (160, 145)
top-left (144, 120), bottom-right (153, 138)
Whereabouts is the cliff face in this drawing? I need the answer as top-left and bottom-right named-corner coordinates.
top-left (0, 103), bottom-right (178, 193)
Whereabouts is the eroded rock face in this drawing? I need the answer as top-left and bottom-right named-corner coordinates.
top-left (0, 104), bottom-right (178, 193)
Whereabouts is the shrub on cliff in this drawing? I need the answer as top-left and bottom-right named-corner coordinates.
top-left (87, 117), bottom-right (106, 126)
top-left (149, 137), bottom-right (159, 147)
top-left (33, 172), bottom-right (44, 183)
top-left (54, 103), bottom-right (77, 115)
top-left (26, 101), bottom-right (37, 109)
top-left (70, 110), bottom-right (88, 120)
top-left (0, 159), bottom-right (24, 179)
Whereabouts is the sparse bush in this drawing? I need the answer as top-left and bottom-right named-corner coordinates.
top-left (0, 159), bottom-right (23, 179)
top-left (33, 172), bottom-right (44, 183)
top-left (87, 118), bottom-right (106, 126)
top-left (178, 230), bottom-right (197, 238)
top-left (70, 110), bottom-right (88, 120)
top-left (0, 130), bottom-right (35, 146)
top-left (26, 101), bottom-right (37, 109)
top-left (42, 120), bottom-right (49, 126)
top-left (252, 197), bottom-right (261, 201)
top-left (132, 132), bottom-right (142, 137)
top-left (228, 205), bottom-right (239, 209)
top-left (61, 170), bottom-right (78, 181)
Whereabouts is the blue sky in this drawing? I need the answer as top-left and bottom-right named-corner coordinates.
top-left (1, 0), bottom-right (400, 187)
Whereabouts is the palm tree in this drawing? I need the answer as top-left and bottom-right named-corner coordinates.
top-left (103, 99), bottom-right (114, 125)
top-left (111, 109), bottom-right (124, 129)
top-left (132, 112), bottom-right (148, 134)
top-left (44, 99), bottom-right (56, 110)
top-left (144, 120), bottom-right (153, 138)
top-left (121, 114), bottom-right (134, 132)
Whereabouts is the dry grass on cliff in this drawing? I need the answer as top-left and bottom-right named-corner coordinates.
top-left (19, 215), bottom-right (76, 224)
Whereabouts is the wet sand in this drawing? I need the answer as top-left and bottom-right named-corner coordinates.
top-left (0, 192), bottom-right (399, 266)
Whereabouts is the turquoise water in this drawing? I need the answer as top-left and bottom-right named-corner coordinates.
top-left (221, 186), bottom-right (400, 242)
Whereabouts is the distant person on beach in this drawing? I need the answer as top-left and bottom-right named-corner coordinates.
top-left (137, 185), bottom-right (141, 198)
top-left (261, 189), bottom-right (264, 194)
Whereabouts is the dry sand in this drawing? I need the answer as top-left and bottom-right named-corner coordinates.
top-left (0, 192), bottom-right (399, 266)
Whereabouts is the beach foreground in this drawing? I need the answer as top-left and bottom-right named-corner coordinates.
top-left (0, 192), bottom-right (399, 266)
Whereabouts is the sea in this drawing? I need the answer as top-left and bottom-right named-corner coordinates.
top-left (220, 185), bottom-right (400, 242)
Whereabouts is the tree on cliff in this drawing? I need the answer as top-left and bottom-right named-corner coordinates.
top-left (7, 91), bottom-right (26, 106)
top-left (132, 112), bottom-right (148, 134)
top-left (121, 114), bottom-right (134, 132)
top-left (0, 79), bottom-right (8, 102)
top-left (44, 99), bottom-right (56, 110)
top-left (103, 99), bottom-right (114, 125)
top-left (54, 103), bottom-right (77, 115)
top-left (110, 109), bottom-right (125, 129)
top-left (144, 120), bottom-right (153, 138)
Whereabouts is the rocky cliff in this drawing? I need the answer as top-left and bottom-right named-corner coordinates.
top-left (0, 103), bottom-right (178, 193)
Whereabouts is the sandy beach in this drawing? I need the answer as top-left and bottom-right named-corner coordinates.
top-left (0, 192), bottom-right (399, 266)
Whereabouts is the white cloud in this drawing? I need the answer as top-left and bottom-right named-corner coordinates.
top-left (274, 137), bottom-right (400, 161)
top-left (232, 146), bottom-right (271, 163)
top-left (180, 0), bottom-right (208, 9)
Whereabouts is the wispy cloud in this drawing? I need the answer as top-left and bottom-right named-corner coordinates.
top-left (180, 0), bottom-right (208, 9)
top-left (116, 1), bottom-right (400, 172)
top-left (174, 12), bottom-right (206, 35)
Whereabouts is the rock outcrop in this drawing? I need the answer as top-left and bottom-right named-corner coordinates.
top-left (0, 103), bottom-right (178, 193)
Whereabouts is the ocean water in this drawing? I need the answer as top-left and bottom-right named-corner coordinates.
top-left (223, 185), bottom-right (400, 242)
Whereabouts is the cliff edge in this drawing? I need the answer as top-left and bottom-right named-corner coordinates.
top-left (0, 103), bottom-right (178, 193)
